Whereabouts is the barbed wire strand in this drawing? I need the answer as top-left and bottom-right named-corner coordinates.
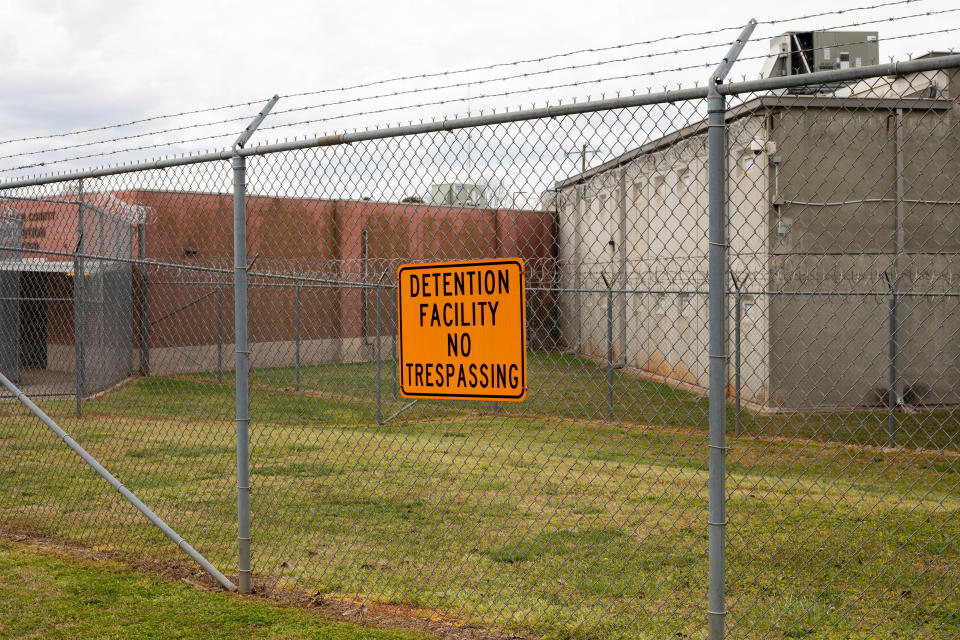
top-left (3, 4), bottom-right (955, 165)
top-left (0, 0), bottom-right (929, 149)
top-left (0, 39), bottom-right (741, 161)
top-left (3, 24), bottom-right (956, 177)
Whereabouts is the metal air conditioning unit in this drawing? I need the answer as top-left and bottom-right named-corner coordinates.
top-left (761, 30), bottom-right (879, 93)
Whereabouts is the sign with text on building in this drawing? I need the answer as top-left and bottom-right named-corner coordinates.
top-left (397, 258), bottom-right (526, 401)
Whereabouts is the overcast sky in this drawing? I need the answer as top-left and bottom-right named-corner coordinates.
top-left (0, 0), bottom-right (956, 186)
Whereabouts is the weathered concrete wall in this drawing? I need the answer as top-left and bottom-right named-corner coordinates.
top-left (557, 95), bottom-right (960, 410)
top-left (768, 103), bottom-right (960, 408)
top-left (50, 336), bottom-right (398, 376)
top-left (556, 115), bottom-right (772, 406)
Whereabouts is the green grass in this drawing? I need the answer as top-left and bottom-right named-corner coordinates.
top-left (208, 352), bottom-right (959, 451)
top-left (0, 353), bottom-right (957, 639)
top-left (0, 538), bottom-right (429, 640)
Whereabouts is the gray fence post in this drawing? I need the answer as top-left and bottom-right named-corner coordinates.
top-left (618, 166), bottom-right (628, 365)
top-left (888, 105), bottom-right (906, 448)
top-left (575, 186), bottom-right (583, 350)
top-left (97, 200), bottom-right (105, 391)
top-left (375, 272), bottom-right (384, 425)
top-left (731, 272), bottom-right (742, 437)
top-left (888, 283), bottom-right (898, 448)
top-left (231, 94), bottom-right (278, 596)
top-left (137, 221), bottom-right (150, 376)
top-left (361, 230), bottom-right (370, 346)
top-left (232, 151), bottom-right (252, 595)
top-left (216, 284), bottom-right (223, 383)
top-left (73, 179), bottom-right (85, 418)
top-left (885, 271), bottom-right (898, 448)
top-left (707, 20), bottom-right (755, 640)
top-left (602, 272), bottom-right (613, 421)
top-left (391, 278), bottom-right (398, 401)
top-left (294, 282), bottom-right (301, 392)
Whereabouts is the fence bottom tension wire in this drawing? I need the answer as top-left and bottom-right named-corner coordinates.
top-left (0, 371), bottom-right (237, 592)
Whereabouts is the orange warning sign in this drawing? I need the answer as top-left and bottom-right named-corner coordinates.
top-left (397, 258), bottom-right (526, 401)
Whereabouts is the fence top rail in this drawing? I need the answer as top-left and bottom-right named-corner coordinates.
top-left (0, 53), bottom-right (957, 192)
top-left (556, 94), bottom-right (954, 188)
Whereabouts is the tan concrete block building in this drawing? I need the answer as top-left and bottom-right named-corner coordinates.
top-left (553, 58), bottom-right (960, 410)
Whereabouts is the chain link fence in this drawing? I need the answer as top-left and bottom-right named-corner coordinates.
top-left (0, 48), bottom-right (958, 639)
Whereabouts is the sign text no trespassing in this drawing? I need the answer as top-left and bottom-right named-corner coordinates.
top-left (397, 259), bottom-right (526, 401)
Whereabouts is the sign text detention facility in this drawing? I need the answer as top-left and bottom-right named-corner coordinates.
top-left (397, 259), bottom-right (526, 401)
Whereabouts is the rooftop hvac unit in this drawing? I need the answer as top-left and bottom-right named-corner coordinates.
top-left (427, 183), bottom-right (489, 208)
top-left (761, 30), bottom-right (879, 93)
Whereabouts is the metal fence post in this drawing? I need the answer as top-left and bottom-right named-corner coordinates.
top-left (375, 273), bottom-right (384, 425)
top-left (231, 95), bottom-right (278, 596)
top-left (602, 273), bottom-right (613, 421)
top-left (888, 285), bottom-right (898, 448)
top-left (73, 179), bottom-right (85, 417)
top-left (574, 186), bottom-right (583, 351)
top-left (232, 151), bottom-right (252, 595)
top-left (361, 230), bottom-right (369, 346)
top-left (731, 272), bottom-right (742, 437)
top-left (391, 279), bottom-right (398, 400)
top-left (216, 284), bottom-right (223, 383)
top-left (97, 199), bottom-right (105, 391)
top-left (888, 106), bottom-right (906, 448)
top-left (885, 271), bottom-right (898, 448)
top-left (294, 282), bottom-right (301, 392)
top-left (137, 221), bottom-right (150, 376)
top-left (618, 166), bottom-right (628, 365)
top-left (707, 20), bottom-right (755, 640)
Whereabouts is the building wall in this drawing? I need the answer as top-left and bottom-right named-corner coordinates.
top-left (2, 191), bottom-right (556, 377)
top-left (557, 92), bottom-right (959, 410)
top-left (556, 116), bottom-right (772, 406)
top-left (768, 102), bottom-right (960, 407)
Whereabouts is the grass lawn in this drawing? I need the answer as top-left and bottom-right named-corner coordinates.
top-left (0, 538), bottom-right (429, 640)
top-left (223, 353), bottom-right (959, 452)
top-left (0, 353), bottom-right (957, 639)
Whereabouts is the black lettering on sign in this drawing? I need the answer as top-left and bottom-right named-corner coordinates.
top-left (410, 273), bottom-right (420, 297)
top-left (397, 259), bottom-right (526, 401)
top-left (446, 332), bottom-right (472, 357)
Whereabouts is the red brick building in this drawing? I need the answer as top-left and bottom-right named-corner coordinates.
top-left (0, 191), bottom-right (556, 390)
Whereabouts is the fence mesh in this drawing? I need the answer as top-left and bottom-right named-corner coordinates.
top-left (723, 72), bottom-right (960, 640)
top-left (0, 60), bottom-right (957, 640)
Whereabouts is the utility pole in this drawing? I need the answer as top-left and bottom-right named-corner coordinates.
top-left (566, 143), bottom-right (599, 174)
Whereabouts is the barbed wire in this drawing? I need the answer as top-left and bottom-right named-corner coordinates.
top-left (0, 100), bottom-right (268, 149)
top-left (0, 67), bottom-right (715, 174)
top-left (3, 23), bottom-right (956, 176)
top-left (3, 5), bottom-right (956, 168)
top-left (1, 24), bottom-right (955, 176)
top-left (277, 0), bottom-right (930, 101)
top-left (0, 40), bottom-right (739, 162)
top-left (752, 5), bottom-right (959, 42)
top-left (0, 0), bottom-right (931, 151)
